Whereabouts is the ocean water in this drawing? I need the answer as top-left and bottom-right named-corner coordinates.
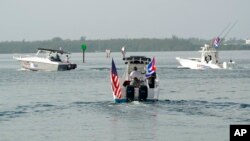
top-left (0, 51), bottom-right (249, 141)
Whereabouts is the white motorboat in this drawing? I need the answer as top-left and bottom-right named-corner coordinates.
top-left (176, 44), bottom-right (235, 69)
top-left (13, 48), bottom-right (77, 71)
top-left (110, 56), bottom-right (159, 103)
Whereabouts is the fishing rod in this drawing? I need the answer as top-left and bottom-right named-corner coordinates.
top-left (221, 21), bottom-right (238, 40)
top-left (211, 21), bottom-right (237, 46)
top-left (217, 23), bottom-right (231, 37)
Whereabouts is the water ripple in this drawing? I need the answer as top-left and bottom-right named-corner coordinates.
top-left (1, 100), bottom-right (249, 123)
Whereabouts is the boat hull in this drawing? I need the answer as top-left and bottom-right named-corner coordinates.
top-left (176, 57), bottom-right (222, 69)
top-left (15, 57), bottom-right (76, 71)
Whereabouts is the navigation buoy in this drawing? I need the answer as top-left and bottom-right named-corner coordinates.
top-left (81, 44), bottom-right (87, 63)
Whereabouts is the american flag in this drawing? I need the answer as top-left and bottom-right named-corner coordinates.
top-left (110, 59), bottom-right (122, 99)
top-left (213, 37), bottom-right (221, 47)
top-left (146, 57), bottom-right (156, 78)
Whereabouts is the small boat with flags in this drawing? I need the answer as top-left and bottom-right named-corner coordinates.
top-left (176, 38), bottom-right (235, 69)
top-left (176, 23), bottom-right (237, 70)
top-left (110, 56), bottom-right (159, 103)
top-left (13, 48), bottom-right (77, 71)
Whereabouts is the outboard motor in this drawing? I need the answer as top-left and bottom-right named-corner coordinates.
top-left (68, 64), bottom-right (77, 70)
top-left (139, 85), bottom-right (148, 101)
top-left (126, 85), bottom-right (135, 102)
top-left (71, 64), bottom-right (77, 69)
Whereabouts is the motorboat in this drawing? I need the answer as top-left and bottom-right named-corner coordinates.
top-left (110, 56), bottom-right (159, 103)
top-left (13, 48), bottom-right (77, 71)
top-left (176, 44), bottom-right (235, 69)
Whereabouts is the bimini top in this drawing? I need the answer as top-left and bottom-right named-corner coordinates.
top-left (37, 48), bottom-right (70, 54)
top-left (123, 56), bottom-right (151, 64)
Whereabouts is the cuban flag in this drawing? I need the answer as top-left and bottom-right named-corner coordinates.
top-left (213, 37), bottom-right (221, 47)
top-left (110, 59), bottom-right (122, 99)
top-left (146, 57), bottom-right (156, 78)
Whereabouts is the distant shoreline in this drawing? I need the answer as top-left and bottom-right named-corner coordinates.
top-left (0, 37), bottom-right (249, 54)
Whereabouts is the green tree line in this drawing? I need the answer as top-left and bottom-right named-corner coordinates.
top-left (0, 36), bottom-right (249, 54)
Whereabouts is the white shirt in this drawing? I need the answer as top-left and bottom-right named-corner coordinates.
top-left (130, 70), bottom-right (142, 80)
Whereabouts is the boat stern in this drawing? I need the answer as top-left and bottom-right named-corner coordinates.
top-left (222, 61), bottom-right (235, 69)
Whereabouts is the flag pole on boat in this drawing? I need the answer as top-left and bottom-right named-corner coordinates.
top-left (121, 46), bottom-right (126, 59)
top-left (81, 43), bottom-right (87, 63)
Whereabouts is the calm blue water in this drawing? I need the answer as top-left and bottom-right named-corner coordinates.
top-left (0, 51), bottom-right (250, 141)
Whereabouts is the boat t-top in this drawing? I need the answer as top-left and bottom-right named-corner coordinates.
top-left (13, 48), bottom-right (77, 71)
top-left (176, 40), bottom-right (235, 69)
top-left (110, 56), bottom-right (159, 103)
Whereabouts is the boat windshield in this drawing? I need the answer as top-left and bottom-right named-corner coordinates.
top-left (36, 50), bottom-right (68, 62)
top-left (35, 50), bottom-right (49, 58)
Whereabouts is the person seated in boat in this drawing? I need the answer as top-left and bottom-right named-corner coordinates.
top-left (130, 66), bottom-right (143, 87)
top-left (207, 55), bottom-right (212, 64)
top-left (49, 54), bottom-right (55, 61)
top-left (54, 53), bottom-right (61, 62)
top-left (48, 52), bottom-right (53, 60)
top-left (204, 56), bottom-right (208, 63)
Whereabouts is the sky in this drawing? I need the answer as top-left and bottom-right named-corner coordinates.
top-left (0, 0), bottom-right (250, 41)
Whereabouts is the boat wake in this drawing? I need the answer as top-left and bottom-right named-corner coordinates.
top-left (1, 100), bottom-right (249, 122)
top-left (90, 67), bottom-right (110, 71)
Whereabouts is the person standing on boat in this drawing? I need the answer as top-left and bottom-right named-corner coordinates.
top-left (130, 66), bottom-right (143, 87)
top-left (55, 53), bottom-right (61, 61)
top-left (65, 55), bottom-right (69, 63)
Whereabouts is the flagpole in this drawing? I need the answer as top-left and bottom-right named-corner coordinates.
top-left (82, 51), bottom-right (85, 63)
